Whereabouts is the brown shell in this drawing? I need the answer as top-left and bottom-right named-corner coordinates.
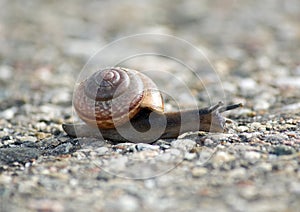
top-left (73, 67), bottom-right (163, 129)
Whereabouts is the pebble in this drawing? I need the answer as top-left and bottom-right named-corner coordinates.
top-left (171, 139), bottom-right (196, 151)
top-left (184, 152), bottom-right (197, 161)
top-left (256, 163), bottom-right (272, 172)
top-left (191, 167), bottom-right (207, 177)
top-left (237, 126), bottom-right (249, 133)
top-left (271, 145), bottom-right (296, 156)
top-left (0, 174), bottom-right (12, 184)
top-left (250, 122), bottom-right (262, 129)
top-left (28, 199), bottom-right (64, 212)
top-left (0, 65), bottom-right (13, 81)
top-left (253, 100), bottom-right (270, 111)
top-left (244, 151), bottom-right (261, 163)
top-left (95, 147), bottom-right (109, 156)
top-left (281, 102), bottom-right (300, 111)
top-left (238, 78), bottom-right (258, 96)
top-left (213, 151), bottom-right (235, 163)
top-left (16, 136), bottom-right (37, 143)
top-left (289, 182), bottom-right (300, 195)
top-left (228, 168), bottom-right (246, 179)
top-left (35, 132), bottom-right (50, 140)
top-left (275, 77), bottom-right (300, 88)
top-left (104, 195), bottom-right (139, 212)
top-left (265, 134), bottom-right (289, 144)
top-left (0, 107), bottom-right (17, 119)
top-left (0, 147), bottom-right (40, 165)
top-left (203, 138), bottom-right (214, 146)
top-left (239, 186), bottom-right (259, 200)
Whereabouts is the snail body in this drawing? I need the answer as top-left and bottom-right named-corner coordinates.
top-left (63, 67), bottom-right (242, 143)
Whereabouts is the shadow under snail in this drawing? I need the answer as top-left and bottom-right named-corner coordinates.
top-left (63, 67), bottom-right (242, 143)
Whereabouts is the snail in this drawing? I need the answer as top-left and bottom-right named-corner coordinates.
top-left (62, 67), bottom-right (242, 143)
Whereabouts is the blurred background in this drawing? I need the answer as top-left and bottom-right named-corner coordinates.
top-left (0, 0), bottom-right (299, 111)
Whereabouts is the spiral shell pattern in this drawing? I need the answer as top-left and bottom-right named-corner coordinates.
top-left (73, 67), bottom-right (162, 129)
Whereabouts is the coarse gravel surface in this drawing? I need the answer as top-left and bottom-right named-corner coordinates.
top-left (0, 1), bottom-right (300, 212)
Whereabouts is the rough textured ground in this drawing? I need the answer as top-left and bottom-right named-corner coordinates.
top-left (0, 1), bottom-right (300, 212)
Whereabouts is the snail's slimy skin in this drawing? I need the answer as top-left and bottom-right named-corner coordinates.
top-left (64, 102), bottom-right (241, 143)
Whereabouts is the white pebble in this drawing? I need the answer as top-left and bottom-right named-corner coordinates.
top-left (244, 151), bottom-right (261, 162)
top-left (237, 126), bottom-right (249, 132)
top-left (213, 151), bottom-right (234, 163)
top-left (254, 100), bottom-right (270, 111)
top-left (0, 65), bottom-right (13, 80)
top-left (0, 107), bottom-right (17, 119)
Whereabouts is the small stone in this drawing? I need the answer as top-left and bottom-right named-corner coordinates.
top-left (265, 134), bottom-right (288, 144)
top-left (36, 132), bottom-right (51, 140)
top-left (228, 168), bottom-right (246, 179)
top-left (95, 147), bottom-right (109, 156)
top-left (16, 136), bottom-right (38, 143)
top-left (191, 167), bottom-right (207, 177)
top-left (104, 195), bottom-right (139, 212)
top-left (0, 147), bottom-right (40, 165)
top-left (253, 100), bottom-right (270, 111)
top-left (256, 162), bottom-right (272, 172)
top-left (239, 186), bottom-right (259, 200)
top-left (0, 107), bottom-right (17, 119)
top-left (281, 102), bottom-right (300, 111)
top-left (290, 182), bottom-right (300, 195)
top-left (244, 151), bottom-right (261, 163)
top-left (184, 152), bottom-right (197, 161)
top-left (271, 145), bottom-right (296, 156)
top-left (237, 126), bottom-right (249, 132)
top-left (0, 174), bottom-right (12, 184)
top-left (275, 77), bottom-right (300, 88)
top-left (239, 78), bottom-right (258, 96)
top-left (250, 122), bottom-right (262, 129)
top-left (35, 122), bottom-right (48, 131)
top-left (171, 139), bottom-right (196, 151)
top-left (28, 199), bottom-right (64, 212)
top-left (0, 65), bottom-right (13, 81)
top-left (96, 171), bottom-right (113, 181)
top-left (203, 138), bottom-right (214, 146)
top-left (3, 139), bottom-right (15, 145)
top-left (213, 151), bottom-right (235, 163)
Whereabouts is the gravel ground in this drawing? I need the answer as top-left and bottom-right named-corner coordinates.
top-left (1, 1), bottom-right (300, 212)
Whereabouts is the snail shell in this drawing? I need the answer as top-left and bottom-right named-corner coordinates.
top-left (73, 67), bottom-right (164, 129)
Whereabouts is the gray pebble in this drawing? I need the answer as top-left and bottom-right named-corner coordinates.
top-left (95, 147), bottom-right (109, 156)
top-left (171, 139), bottom-right (196, 151)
